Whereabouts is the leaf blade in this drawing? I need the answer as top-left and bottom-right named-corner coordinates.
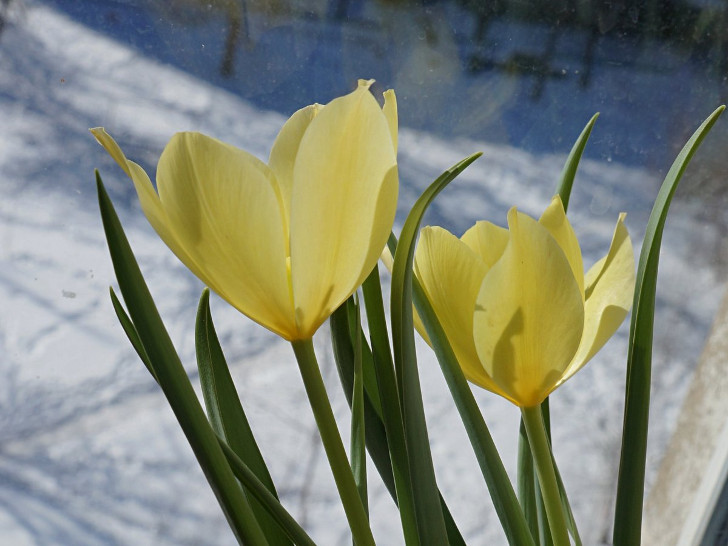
top-left (613, 105), bottom-right (725, 545)
top-left (97, 172), bottom-right (268, 546)
top-left (195, 289), bottom-right (291, 546)
top-left (391, 153), bottom-right (482, 544)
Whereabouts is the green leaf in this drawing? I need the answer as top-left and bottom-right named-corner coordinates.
top-left (391, 152), bottom-right (482, 545)
top-left (330, 293), bottom-right (466, 546)
top-left (195, 289), bottom-right (291, 546)
top-left (115, 285), bottom-right (306, 545)
top-left (347, 295), bottom-right (368, 515)
top-left (360, 266), bottom-right (420, 544)
top-left (413, 275), bottom-right (536, 546)
top-left (331, 298), bottom-right (397, 494)
top-left (547, 116), bottom-right (596, 544)
top-left (613, 105), bottom-right (725, 545)
top-left (553, 456), bottom-right (581, 546)
top-left (109, 287), bottom-right (157, 382)
top-left (217, 438), bottom-right (317, 546)
top-left (556, 113), bottom-right (599, 210)
top-left (96, 172), bottom-right (269, 546)
top-left (535, 484), bottom-right (554, 546)
top-left (518, 423), bottom-right (539, 544)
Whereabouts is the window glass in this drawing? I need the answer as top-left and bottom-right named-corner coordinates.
top-left (1, 0), bottom-right (726, 543)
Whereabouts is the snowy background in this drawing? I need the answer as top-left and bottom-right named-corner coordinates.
top-left (1, 0), bottom-right (728, 544)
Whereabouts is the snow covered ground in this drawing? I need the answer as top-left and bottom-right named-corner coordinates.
top-left (1, 1), bottom-right (727, 544)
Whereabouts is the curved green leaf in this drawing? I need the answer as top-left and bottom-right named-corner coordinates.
top-left (613, 105), bottom-right (725, 545)
top-left (556, 113), bottom-right (599, 210)
top-left (97, 172), bottom-right (268, 546)
top-left (196, 289), bottom-right (291, 546)
top-left (391, 152), bottom-right (482, 544)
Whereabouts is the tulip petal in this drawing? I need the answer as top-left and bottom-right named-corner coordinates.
top-left (383, 89), bottom-right (398, 153)
top-left (91, 128), bottom-right (207, 286)
top-left (414, 227), bottom-right (503, 393)
top-left (268, 103), bottom-right (322, 246)
top-left (560, 214), bottom-right (634, 383)
top-left (473, 209), bottom-right (584, 407)
top-left (156, 132), bottom-right (295, 339)
top-left (539, 195), bottom-right (585, 297)
top-left (290, 81), bottom-right (398, 337)
top-left (460, 220), bottom-right (509, 268)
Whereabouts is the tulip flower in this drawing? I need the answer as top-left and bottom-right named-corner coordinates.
top-left (414, 195), bottom-right (635, 408)
top-left (91, 79), bottom-right (398, 342)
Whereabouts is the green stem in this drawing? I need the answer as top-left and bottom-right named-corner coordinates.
top-left (291, 338), bottom-right (375, 546)
top-left (521, 406), bottom-right (569, 546)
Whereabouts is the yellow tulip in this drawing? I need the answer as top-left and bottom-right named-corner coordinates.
top-left (414, 196), bottom-right (635, 407)
top-left (92, 80), bottom-right (398, 341)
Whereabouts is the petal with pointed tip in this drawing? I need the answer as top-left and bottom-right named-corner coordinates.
top-left (289, 82), bottom-right (397, 338)
top-left (561, 214), bottom-right (634, 383)
top-left (539, 195), bottom-right (584, 297)
top-left (461, 220), bottom-right (509, 268)
top-left (383, 89), bottom-right (398, 153)
top-left (474, 209), bottom-right (584, 407)
top-left (91, 128), bottom-right (208, 289)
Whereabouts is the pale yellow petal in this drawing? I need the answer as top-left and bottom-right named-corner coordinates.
top-left (382, 89), bottom-right (398, 153)
top-left (156, 132), bottom-right (296, 339)
top-left (268, 103), bottom-right (322, 245)
top-left (289, 81), bottom-right (398, 337)
top-left (539, 195), bottom-right (584, 297)
top-left (461, 220), bottom-right (509, 268)
top-left (560, 213), bottom-right (635, 383)
top-left (91, 128), bottom-right (206, 286)
top-left (473, 208), bottom-right (584, 407)
top-left (380, 245), bottom-right (394, 272)
top-left (414, 227), bottom-right (502, 392)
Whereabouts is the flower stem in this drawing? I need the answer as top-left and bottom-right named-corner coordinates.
top-left (521, 405), bottom-right (570, 546)
top-left (291, 338), bottom-right (375, 546)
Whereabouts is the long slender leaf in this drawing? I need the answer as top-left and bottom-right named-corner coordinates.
top-left (218, 439), bottom-right (318, 546)
top-left (556, 113), bottom-right (599, 209)
top-left (613, 105), bottom-right (725, 545)
top-left (109, 287), bottom-right (156, 382)
top-left (331, 300), bottom-right (397, 492)
top-left (553, 456), bottom-right (581, 546)
top-left (535, 483), bottom-right (554, 546)
top-left (361, 266), bottom-right (420, 544)
top-left (112, 290), bottom-right (312, 545)
top-left (362, 268), bottom-right (465, 546)
top-left (96, 173), bottom-right (269, 546)
top-left (518, 423), bottom-right (539, 544)
top-left (391, 152), bottom-right (482, 544)
top-left (196, 289), bottom-right (291, 546)
top-left (548, 115), bottom-right (598, 542)
top-left (330, 295), bottom-right (466, 546)
top-left (347, 296), bottom-right (368, 515)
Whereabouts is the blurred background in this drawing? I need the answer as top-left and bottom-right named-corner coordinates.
top-left (1, 0), bottom-right (727, 544)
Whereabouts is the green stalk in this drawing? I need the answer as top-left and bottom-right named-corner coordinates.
top-left (291, 338), bottom-right (375, 546)
top-left (521, 406), bottom-right (569, 546)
